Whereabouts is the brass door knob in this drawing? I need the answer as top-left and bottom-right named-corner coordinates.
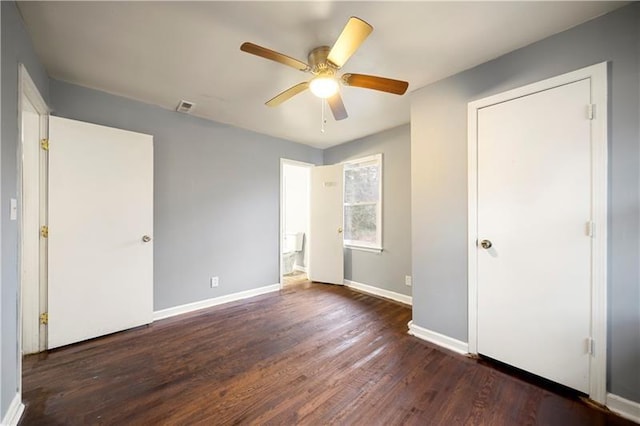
top-left (337, 227), bottom-right (343, 234)
top-left (142, 235), bottom-right (152, 243)
top-left (480, 239), bottom-right (492, 249)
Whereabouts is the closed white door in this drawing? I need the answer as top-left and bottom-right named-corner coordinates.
top-left (48, 117), bottom-right (153, 349)
top-left (308, 164), bottom-right (344, 285)
top-left (476, 79), bottom-right (592, 392)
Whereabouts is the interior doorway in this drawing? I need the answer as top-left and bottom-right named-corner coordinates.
top-left (19, 64), bottom-right (49, 358)
top-left (280, 159), bottom-right (312, 287)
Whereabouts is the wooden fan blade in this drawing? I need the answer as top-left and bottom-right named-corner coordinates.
top-left (327, 17), bottom-right (373, 69)
top-left (342, 73), bottom-right (409, 95)
top-left (266, 82), bottom-right (310, 107)
top-left (327, 93), bottom-right (348, 121)
top-left (241, 42), bottom-right (309, 72)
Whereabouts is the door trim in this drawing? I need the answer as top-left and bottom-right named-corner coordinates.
top-left (18, 62), bottom-right (49, 365)
top-left (279, 158), bottom-right (313, 289)
top-left (467, 62), bottom-right (608, 404)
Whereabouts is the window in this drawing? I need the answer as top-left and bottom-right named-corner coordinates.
top-left (343, 154), bottom-right (382, 251)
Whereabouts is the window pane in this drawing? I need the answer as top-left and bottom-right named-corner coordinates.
top-left (344, 165), bottom-right (379, 204)
top-left (345, 204), bottom-right (377, 243)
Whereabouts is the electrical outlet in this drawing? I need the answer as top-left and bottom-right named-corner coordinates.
top-left (210, 277), bottom-right (219, 288)
top-left (405, 275), bottom-right (412, 286)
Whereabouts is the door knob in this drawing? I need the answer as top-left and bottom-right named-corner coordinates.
top-left (480, 239), bottom-right (492, 249)
top-left (337, 227), bottom-right (343, 234)
top-left (142, 235), bottom-right (152, 243)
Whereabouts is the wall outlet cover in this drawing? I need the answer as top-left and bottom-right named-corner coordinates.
top-left (405, 275), bottom-right (412, 286)
top-left (210, 276), bottom-right (219, 288)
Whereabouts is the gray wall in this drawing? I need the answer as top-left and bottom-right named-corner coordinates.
top-left (49, 80), bottom-right (322, 311)
top-left (410, 3), bottom-right (640, 402)
top-left (0, 1), bottom-right (50, 418)
top-left (324, 124), bottom-right (412, 297)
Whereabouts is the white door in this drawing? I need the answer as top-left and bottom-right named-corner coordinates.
top-left (48, 117), bottom-right (153, 349)
top-left (308, 164), bottom-right (344, 285)
top-left (476, 79), bottom-right (592, 392)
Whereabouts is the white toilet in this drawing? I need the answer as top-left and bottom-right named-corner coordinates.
top-left (283, 232), bottom-right (304, 275)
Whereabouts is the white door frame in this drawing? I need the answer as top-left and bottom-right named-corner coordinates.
top-left (467, 62), bottom-right (608, 404)
top-left (279, 159), bottom-right (313, 288)
top-left (17, 64), bottom-right (49, 393)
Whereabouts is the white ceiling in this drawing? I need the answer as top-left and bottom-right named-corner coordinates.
top-left (18, 1), bottom-right (625, 149)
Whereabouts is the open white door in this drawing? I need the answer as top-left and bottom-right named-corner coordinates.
top-left (308, 164), bottom-right (344, 285)
top-left (48, 116), bottom-right (153, 349)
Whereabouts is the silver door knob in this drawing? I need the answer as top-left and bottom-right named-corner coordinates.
top-left (480, 239), bottom-right (492, 249)
top-left (142, 235), bottom-right (152, 243)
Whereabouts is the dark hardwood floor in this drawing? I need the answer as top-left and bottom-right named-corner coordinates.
top-left (22, 281), bottom-right (632, 425)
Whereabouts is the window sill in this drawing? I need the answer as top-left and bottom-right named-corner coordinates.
top-left (345, 245), bottom-right (383, 254)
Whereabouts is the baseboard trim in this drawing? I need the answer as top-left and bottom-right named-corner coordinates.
top-left (607, 393), bottom-right (640, 423)
top-left (1, 393), bottom-right (25, 426)
top-left (293, 265), bottom-right (307, 273)
top-left (407, 321), bottom-right (469, 355)
top-left (344, 279), bottom-right (412, 306)
top-left (153, 284), bottom-right (280, 321)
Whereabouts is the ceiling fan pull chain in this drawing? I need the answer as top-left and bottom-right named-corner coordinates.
top-left (321, 98), bottom-right (326, 133)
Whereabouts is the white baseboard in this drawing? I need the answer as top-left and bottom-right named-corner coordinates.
top-left (1, 393), bottom-right (24, 426)
top-left (293, 265), bottom-right (307, 273)
top-left (153, 284), bottom-right (280, 321)
top-left (344, 279), bottom-right (412, 306)
top-left (607, 393), bottom-right (640, 423)
top-left (407, 321), bottom-right (469, 355)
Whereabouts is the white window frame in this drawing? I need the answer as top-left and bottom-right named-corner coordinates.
top-left (343, 153), bottom-right (383, 252)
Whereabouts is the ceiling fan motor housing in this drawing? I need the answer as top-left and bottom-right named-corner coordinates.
top-left (308, 46), bottom-right (335, 75)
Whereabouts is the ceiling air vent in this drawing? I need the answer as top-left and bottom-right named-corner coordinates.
top-left (176, 100), bottom-right (195, 113)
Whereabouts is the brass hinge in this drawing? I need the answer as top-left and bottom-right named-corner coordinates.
top-left (39, 312), bottom-right (48, 325)
top-left (40, 225), bottom-right (49, 238)
top-left (40, 138), bottom-right (49, 151)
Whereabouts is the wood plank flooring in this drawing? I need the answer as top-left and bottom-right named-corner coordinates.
top-left (21, 281), bottom-right (632, 425)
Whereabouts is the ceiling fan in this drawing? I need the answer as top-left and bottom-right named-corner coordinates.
top-left (240, 17), bottom-right (409, 121)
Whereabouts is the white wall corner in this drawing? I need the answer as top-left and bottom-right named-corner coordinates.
top-left (407, 320), bottom-right (469, 355)
top-left (153, 283), bottom-right (280, 321)
top-left (1, 393), bottom-right (25, 426)
top-left (344, 279), bottom-right (412, 306)
top-left (606, 393), bottom-right (640, 424)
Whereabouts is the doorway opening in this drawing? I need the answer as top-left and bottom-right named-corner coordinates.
top-left (17, 64), bottom-right (49, 419)
top-left (19, 64), bottom-right (49, 360)
top-left (280, 159), bottom-right (312, 287)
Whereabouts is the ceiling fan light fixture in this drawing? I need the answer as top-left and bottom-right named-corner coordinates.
top-left (241, 16), bottom-right (409, 122)
top-left (309, 76), bottom-right (339, 99)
